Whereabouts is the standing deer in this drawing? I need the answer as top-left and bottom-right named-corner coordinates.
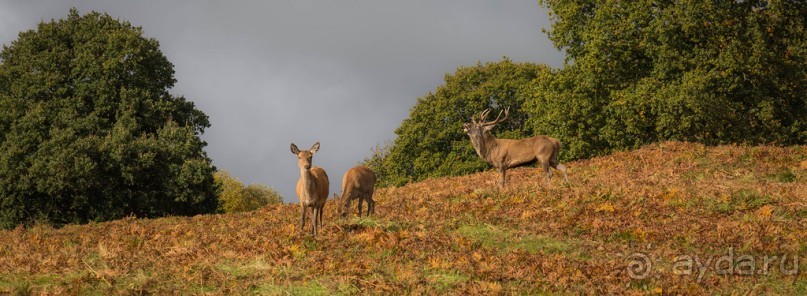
top-left (290, 142), bottom-right (329, 236)
top-left (334, 166), bottom-right (376, 218)
top-left (462, 108), bottom-right (568, 187)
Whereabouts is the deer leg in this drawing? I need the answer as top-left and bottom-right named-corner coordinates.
top-left (317, 205), bottom-right (323, 232)
top-left (311, 207), bottom-right (318, 236)
top-left (557, 163), bottom-right (569, 182)
top-left (544, 162), bottom-right (552, 184)
top-left (320, 204), bottom-right (325, 228)
top-left (550, 158), bottom-right (569, 183)
top-left (358, 197), bottom-right (365, 217)
top-left (300, 205), bottom-right (307, 235)
top-left (342, 197), bottom-right (351, 218)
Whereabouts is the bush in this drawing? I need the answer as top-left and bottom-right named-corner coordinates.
top-left (215, 170), bottom-right (282, 213)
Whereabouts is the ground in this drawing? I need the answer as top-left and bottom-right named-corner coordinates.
top-left (1, 142), bottom-right (804, 294)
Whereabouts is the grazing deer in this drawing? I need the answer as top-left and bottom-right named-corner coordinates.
top-left (462, 108), bottom-right (568, 187)
top-left (290, 142), bottom-right (329, 236)
top-left (334, 166), bottom-right (376, 218)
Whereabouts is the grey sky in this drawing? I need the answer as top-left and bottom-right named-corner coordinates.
top-left (0, 1), bottom-right (564, 203)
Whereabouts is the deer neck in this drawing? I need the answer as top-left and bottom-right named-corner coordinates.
top-left (474, 133), bottom-right (500, 160)
top-left (299, 168), bottom-right (317, 202)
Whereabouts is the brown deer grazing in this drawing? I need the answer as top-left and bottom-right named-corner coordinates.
top-left (290, 142), bottom-right (329, 236)
top-left (334, 166), bottom-right (376, 218)
top-left (462, 108), bottom-right (568, 187)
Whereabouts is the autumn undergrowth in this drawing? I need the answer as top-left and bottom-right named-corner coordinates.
top-left (0, 142), bottom-right (804, 294)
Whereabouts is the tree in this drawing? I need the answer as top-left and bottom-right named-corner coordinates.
top-left (382, 59), bottom-right (551, 186)
top-left (525, 66), bottom-right (609, 160)
top-left (243, 184), bottom-right (282, 208)
top-left (531, 0), bottom-right (807, 157)
top-left (214, 170), bottom-right (282, 213)
top-left (0, 9), bottom-right (218, 229)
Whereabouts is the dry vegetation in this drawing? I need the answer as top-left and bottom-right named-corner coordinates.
top-left (1, 142), bottom-right (805, 294)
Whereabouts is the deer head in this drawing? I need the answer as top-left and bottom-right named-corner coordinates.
top-left (290, 142), bottom-right (320, 171)
top-left (463, 108), bottom-right (509, 155)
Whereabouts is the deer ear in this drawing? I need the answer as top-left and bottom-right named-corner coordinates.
top-left (290, 143), bottom-right (300, 154)
top-left (483, 125), bottom-right (495, 132)
top-left (310, 142), bottom-right (320, 154)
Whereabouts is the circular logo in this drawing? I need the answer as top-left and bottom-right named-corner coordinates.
top-left (627, 252), bottom-right (652, 279)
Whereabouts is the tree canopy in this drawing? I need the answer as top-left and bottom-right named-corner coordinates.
top-left (0, 9), bottom-right (218, 229)
top-left (531, 0), bottom-right (806, 158)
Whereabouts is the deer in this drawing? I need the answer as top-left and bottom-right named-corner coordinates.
top-left (290, 142), bottom-right (330, 236)
top-left (334, 166), bottom-right (376, 218)
top-left (462, 108), bottom-right (568, 187)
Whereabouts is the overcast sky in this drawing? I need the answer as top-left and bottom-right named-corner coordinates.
top-left (0, 1), bottom-right (564, 203)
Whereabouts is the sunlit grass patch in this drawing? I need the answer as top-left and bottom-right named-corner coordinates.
top-left (0, 274), bottom-right (50, 295)
top-left (350, 216), bottom-right (381, 228)
top-left (217, 257), bottom-right (273, 279)
top-left (708, 189), bottom-right (773, 214)
top-left (0, 272), bottom-right (88, 295)
top-left (426, 271), bottom-right (469, 292)
top-left (120, 269), bottom-right (156, 293)
top-left (456, 223), bottom-right (581, 256)
top-left (254, 279), bottom-right (330, 296)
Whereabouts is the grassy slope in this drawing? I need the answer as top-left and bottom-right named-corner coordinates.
top-left (0, 142), bottom-right (805, 295)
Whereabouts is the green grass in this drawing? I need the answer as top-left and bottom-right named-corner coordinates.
top-left (347, 216), bottom-right (409, 233)
top-left (0, 272), bottom-right (87, 295)
top-left (456, 223), bottom-right (580, 256)
top-left (254, 280), bottom-right (331, 296)
top-left (217, 257), bottom-right (273, 279)
top-left (427, 271), bottom-right (469, 292)
top-left (768, 168), bottom-right (797, 183)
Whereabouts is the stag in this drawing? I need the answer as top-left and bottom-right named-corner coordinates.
top-left (334, 166), bottom-right (376, 218)
top-left (462, 108), bottom-right (568, 187)
top-left (290, 142), bottom-right (329, 236)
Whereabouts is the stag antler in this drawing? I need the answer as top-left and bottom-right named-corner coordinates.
top-left (480, 107), bottom-right (509, 126)
top-left (472, 108), bottom-right (489, 124)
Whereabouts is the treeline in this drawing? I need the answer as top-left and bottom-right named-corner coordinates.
top-left (366, 0), bottom-right (806, 187)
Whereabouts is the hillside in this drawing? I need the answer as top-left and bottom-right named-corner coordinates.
top-left (1, 142), bottom-right (804, 294)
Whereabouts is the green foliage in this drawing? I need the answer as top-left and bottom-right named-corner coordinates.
top-left (525, 66), bottom-right (609, 160)
top-left (380, 59), bottom-right (551, 186)
top-left (360, 141), bottom-right (392, 188)
top-left (456, 223), bottom-right (579, 256)
top-left (214, 170), bottom-right (282, 213)
top-left (0, 9), bottom-right (218, 229)
top-left (243, 184), bottom-right (282, 207)
top-left (532, 0), bottom-right (807, 158)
